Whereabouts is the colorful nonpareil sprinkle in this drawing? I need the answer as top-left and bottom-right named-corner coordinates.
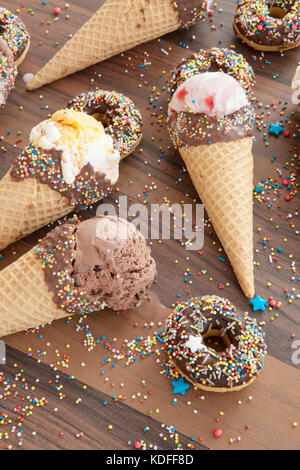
top-left (250, 295), bottom-right (268, 312)
top-left (0, 1), bottom-right (298, 451)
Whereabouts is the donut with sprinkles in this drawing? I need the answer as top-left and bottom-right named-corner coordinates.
top-left (234, 0), bottom-right (300, 51)
top-left (163, 295), bottom-right (267, 392)
top-left (168, 47), bottom-right (255, 98)
top-left (67, 89), bottom-right (143, 160)
top-left (0, 38), bottom-right (17, 107)
top-left (0, 7), bottom-right (30, 65)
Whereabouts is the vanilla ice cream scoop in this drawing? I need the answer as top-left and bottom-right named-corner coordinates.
top-left (30, 109), bottom-right (120, 185)
top-left (168, 72), bottom-right (249, 118)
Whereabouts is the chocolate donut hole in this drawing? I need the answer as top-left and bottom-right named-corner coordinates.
top-left (202, 329), bottom-right (231, 353)
top-left (269, 6), bottom-right (287, 19)
top-left (92, 112), bottom-right (110, 128)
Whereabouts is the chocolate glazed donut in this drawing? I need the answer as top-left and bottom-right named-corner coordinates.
top-left (0, 7), bottom-right (30, 65)
top-left (163, 295), bottom-right (267, 392)
top-left (0, 38), bottom-right (17, 107)
top-left (68, 90), bottom-right (143, 160)
top-left (168, 47), bottom-right (255, 98)
top-left (234, 0), bottom-right (300, 52)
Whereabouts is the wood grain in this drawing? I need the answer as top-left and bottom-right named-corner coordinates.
top-left (4, 294), bottom-right (300, 450)
top-left (0, 0), bottom-right (299, 450)
top-left (1, 345), bottom-right (207, 450)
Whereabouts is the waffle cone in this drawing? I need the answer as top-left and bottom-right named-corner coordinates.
top-left (0, 171), bottom-right (71, 252)
top-left (27, 0), bottom-right (180, 90)
top-left (180, 137), bottom-right (254, 298)
top-left (0, 248), bottom-right (67, 337)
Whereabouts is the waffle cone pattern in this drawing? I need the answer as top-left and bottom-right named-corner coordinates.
top-left (0, 248), bottom-right (67, 337)
top-left (180, 137), bottom-right (254, 298)
top-left (27, 0), bottom-right (180, 90)
top-left (0, 171), bottom-right (71, 252)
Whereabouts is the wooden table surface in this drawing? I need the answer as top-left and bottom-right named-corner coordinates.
top-left (0, 0), bottom-right (299, 450)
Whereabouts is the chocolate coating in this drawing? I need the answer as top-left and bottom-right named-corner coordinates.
top-left (166, 106), bottom-right (255, 147)
top-left (10, 146), bottom-right (113, 210)
top-left (171, 0), bottom-right (210, 28)
top-left (37, 223), bottom-right (106, 315)
top-left (164, 296), bottom-right (267, 390)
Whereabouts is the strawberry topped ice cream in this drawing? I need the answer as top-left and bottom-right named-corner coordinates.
top-left (168, 72), bottom-right (249, 118)
top-left (166, 49), bottom-right (255, 148)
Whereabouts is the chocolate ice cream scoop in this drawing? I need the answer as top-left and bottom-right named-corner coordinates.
top-left (38, 216), bottom-right (156, 313)
top-left (73, 216), bottom-right (156, 311)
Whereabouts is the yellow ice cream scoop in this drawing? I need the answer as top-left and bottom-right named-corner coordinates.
top-left (53, 109), bottom-right (104, 134)
top-left (31, 109), bottom-right (106, 150)
top-left (29, 108), bottom-right (120, 185)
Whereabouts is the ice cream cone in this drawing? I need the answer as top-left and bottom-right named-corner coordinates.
top-left (26, 0), bottom-right (207, 90)
top-left (0, 170), bottom-right (71, 252)
top-left (0, 215), bottom-right (156, 337)
top-left (0, 248), bottom-right (66, 337)
top-left (180, 137), bottom-right (254, 298)
top-left (0, 109), bottom-right (121, 252)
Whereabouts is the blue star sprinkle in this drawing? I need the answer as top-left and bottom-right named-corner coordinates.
top-left (269, 122), bottom-right (284, 137)
top-left (250, 295), bottom-right (268, 312)
top-left (171, 377), bottom-right (190, 396)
